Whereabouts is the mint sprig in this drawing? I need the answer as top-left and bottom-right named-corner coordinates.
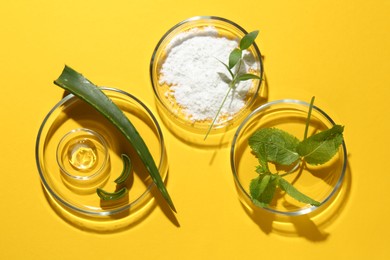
top-left (204, 30), bottom-right (261, 140)
top-left (248, 97), bottom-right (344, 208)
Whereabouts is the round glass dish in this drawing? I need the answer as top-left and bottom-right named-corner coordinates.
top-left (150, 16), bottom-right (263, 146)
top-left (56, 128), bottom-right (110, 193)
top-left (230, 99), bottom-right (347, 216)
top-left (36, 87), bottom-right (168, 224)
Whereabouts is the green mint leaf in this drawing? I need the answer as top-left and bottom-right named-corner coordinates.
top-left (228, 48), bottom-right (242, 69)
top-left (297, 125), bottom-right (344, 165)
top-left (239, 30), bottom-right (259, 50)
top-left (253, 140), bottom-right (270, 173)
top-left (250, 174), bottom-right (278, 207)
top-left (250, 174), bottom-right (270, 198)
top-left (236, 73), bottom-right (261, 81)
top-left (278, 177), bottom-right (321, 206)
top-left (249, 128), bottom-right (300, 166)
top-left (256, 164), bottom-right (269, 174)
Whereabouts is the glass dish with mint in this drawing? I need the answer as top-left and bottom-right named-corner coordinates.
top-left (230, 98), bottom-right (347, 216)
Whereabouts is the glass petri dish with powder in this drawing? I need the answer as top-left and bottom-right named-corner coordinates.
top-left (150, 16), bottom-right (263, 146)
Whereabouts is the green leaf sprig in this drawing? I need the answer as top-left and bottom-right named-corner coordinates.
top-left (54, 66), bottom-right (176, 212)
top-left (248, 97), bottom-right (344, 208)
top-left (204, 31), bottom-right (262, 140)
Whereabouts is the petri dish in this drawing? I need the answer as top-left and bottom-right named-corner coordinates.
top-left (230, 99), bottom-right (347, 216)
top-left (150, 16), bottom-right (263, 146)
top-left (36, 87), bottom-right (168, 231)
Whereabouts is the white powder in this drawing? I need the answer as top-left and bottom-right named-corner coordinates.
top-left (159, 26), bottom-right (259, 122)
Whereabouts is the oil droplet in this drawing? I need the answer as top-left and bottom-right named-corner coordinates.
top-left (68, 139), bottom-right (97, 171)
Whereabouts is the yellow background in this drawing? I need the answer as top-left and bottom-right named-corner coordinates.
top-left (1, 0), bottom-right (389, 259)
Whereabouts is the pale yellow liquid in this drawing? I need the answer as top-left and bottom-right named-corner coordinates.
top-left (68, 140), bottom-right (97, 171)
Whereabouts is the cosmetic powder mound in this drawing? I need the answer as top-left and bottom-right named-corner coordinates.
top-left (158, 26), bottom-right (259, 123)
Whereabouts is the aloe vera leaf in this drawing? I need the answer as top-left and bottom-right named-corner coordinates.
top-left (114, 154), bottom-right (132, 184)
top-left (54, 65), bottom-right (176, 212)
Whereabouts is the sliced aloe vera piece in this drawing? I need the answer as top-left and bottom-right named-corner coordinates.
top-left (97, 187), bottom-right (128, 201)
top-left (54, 65), bottom-right (176, 212)
top-left (115, 154), bottom-right (132, 184)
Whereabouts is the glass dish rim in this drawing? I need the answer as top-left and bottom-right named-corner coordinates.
top-left (230, 99), bottom-right (348, 216)
top-left (35, 87), bottom-right (166, 217)
top-left (149, 15), bottom-right (264, 131)
top-left (56, 127), bottom-right (110, 181)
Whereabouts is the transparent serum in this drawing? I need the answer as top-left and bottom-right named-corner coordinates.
top-left (68, 139), bottom-right (98, 171)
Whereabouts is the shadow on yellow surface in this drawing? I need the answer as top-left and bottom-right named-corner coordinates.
top-left (153, 68), bottom-right (269, 150)
top-left (40, 168), bottom-right (180, 234)
top-left (41, 184), bottom-right (156, 233)
top-left (36, 84), bottom-right (180, 233)
top-left (238, 163), bottom-right (352, 241)
top-left (208, 72), bottom-right (269, 165)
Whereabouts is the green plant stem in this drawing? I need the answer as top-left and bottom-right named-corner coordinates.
top-left (205, 30), bottom-right (259, 140)
top-left (235, 59), bottom-right (243, 77)
top-left (303, 96), bottom-right (315, 140)
top-left (204, 59), bottom-right (244, 140)
top-left (204, 83), bottom-right (233, 140)
top-left (279, 160), bottom-right (301, 177)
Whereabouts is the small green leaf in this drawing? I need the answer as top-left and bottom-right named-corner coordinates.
top-left (249, 128), bottom-right (300, 166)
top-left (297, 125), bottom-right (344, 165)
top-left (250, 175), bottom-right (271, 199)
top-left (236, 73), bottom-right (261, 81)
top-left (97, 187), bottom-right (128, 201)
top-left (255, 164), bottom-right (269, 174)
top-left (249, 176), bottom-right (261, 199)
top-left (253, 141), bottom-right (270, 173)
top-left (304, 96), bottom-right (316, 140)
top-left (260, 175), bottom-right (278, 204)
top-left (278, 177), bottom-right (321, 206)
top-left (250, 174), bottom-right (278, 207)
top-left (215, 58), bottom-right (234, 79)
top-left (240, 30), bottom-right (259, 50)
top-left (114, 154), bottom-right (132, 184)
top-left (229, 48), bottom-right (242, 69)
top-left (258, 174), bottom-right (271, 196)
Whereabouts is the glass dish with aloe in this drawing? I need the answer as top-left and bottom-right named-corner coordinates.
top-left (36, 66), bottom-right (173, 229)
